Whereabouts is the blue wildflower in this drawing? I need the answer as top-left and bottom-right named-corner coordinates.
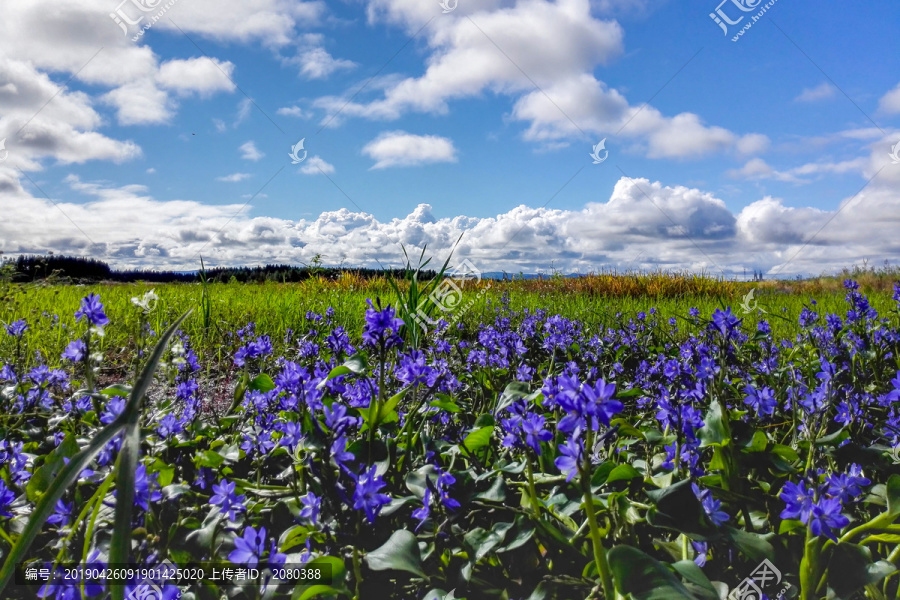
top-left (229, 526), bottom-right (268, 568)
top-left (299, 492), bottom-right (321, 526)
top-left (0, 479), bottom-right (17, 518)
top-left (779, 480), bottom-right (815, 522)
top-left (711, 307), bottom-right (740, 336)
top-left (693, 484), bottom-right (729, 526)
top-left (362, 299), bottom-right (404, 348)
top-left (74, 294), bottom-right (110, 327)
top-left (743, 385), bottom-right (777, 418)
top-left (520, 413), bottom-right (552, 454)
top-left (46, 499), bottom-right (73, 527)
top-left (100, 397), bottom-right (126, 425)
top-left (809, 497), bottom-right (849, 541)
top-left (5, 320), bottom-right (27, 338)
top-left (134, 464), bottom-right (162, 511)
top-left (555, 436), bottom-right (583, 482)
top-left (352, 465), bottom-right (391, 523)
top-left (826, 465), bottom-right (870, 504)
top-left (210, 479), bottom-right (247, 521)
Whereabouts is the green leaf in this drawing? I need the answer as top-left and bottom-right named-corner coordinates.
top-left (249, 373), bottom-right (275, 393)
top-left (219, 444), bottom-right (240, 463)
top-left (646, 479), bottom-right (716, 539)
top-left (422, 590), bottom-right (458, 600)
top-left (318, 354), bottom-right (367, 388)
top-left (828, 542), bottom-right (897, 599)
top-left (474, 413), bottom-right (496, 428)
top-left (381, 496), bottom-right (419, 517)
top-left (724, 527), bottom-right (775, 563)
top-left (365, 530), bottom-right (426, 578)
top-left (148, 458), bottom-right (175, 487)
top-left (609, 418), bottom-right (645, 440)
top-left (99, 384), bottom-right (131, 398)
top-left (591, 461), bottom-right (616, 486)
top-left (464, 525), bottom-right (509, 562)
top-left (743, 430), bottom-right (768, 453)
top-left (771, 444), bottom-right (799, 462)
top-left (494, 381), bottom-right (531, 414)
top-left (430, 398), bottom-right (461, 413)
top-left (887, 474), bottom-right (900, 516)
top-left (672, 561), bottom-right (719, 600)
top-left (615, 387), bottom-right (644, 399)
top-left (26, 434), bottom-right (78, 502)
top-left (475, 476), bottom-right (507, 503)
top-left (279, 525), bottom-right (310, 553)
top-left (698, 402), bottom-right (728, 448)
top-left (161, 484), bottom-right (190, 500)
top-left (462, 426), bottom-right (494, 453)
top-left (606, 464), bottom-right (642, 484)
top-left (525, 582), bottom-right (550, 600)
top-left (861, 533), bottom-right (900, 544)
top-left (608, 545), bottom-right (694, 599)
top-left (376, 387), bottom-right (409, 426)
top-left (197, 450), bottom-right (225, 469)
top-left (405, 464), bottom-right (436, 499)
top-left (778, 519), bottom-right (805, 535)
top-left (497, 515), bottom-right (536, 554)
top-left (185, 508), bottom-right (223, 551)
top-left (292, 585), bottom-right (347, 600)
top-left (815, 428), bottom-right (849, 446)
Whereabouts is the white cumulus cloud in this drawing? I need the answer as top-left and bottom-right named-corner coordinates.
top-left (299, 156), bottom-right (336, 175)
top-left (240, 141), bottom-right (265, 161)
top-left (216, 173), bottom-right (252, 182)
top-left (362, 131), bottom-right (457, 169)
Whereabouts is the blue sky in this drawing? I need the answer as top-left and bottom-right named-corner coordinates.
top-left (2, 0), bottom-right (899, 277)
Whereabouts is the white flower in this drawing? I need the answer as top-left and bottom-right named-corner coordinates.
top-left (131, 289), bottom-right (159, 314)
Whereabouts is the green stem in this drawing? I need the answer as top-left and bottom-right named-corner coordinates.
top-left (352, 546), bottom-right (363, 600)
top-left (525, 455), bottom-right (541, 519)
top-left (0, 527), bottom-right (12, 547)
top-left (397, 391), bottom-right (427, 472)
top-left (368, 343), bottom-right (386, 464)
top-left (800, 526), bottom-right (820, 600)
top-left (580, 430), bottom-right (614, 600)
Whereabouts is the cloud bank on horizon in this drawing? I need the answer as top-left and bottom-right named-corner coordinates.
top-left (0, 0), bottom-right (899, 278)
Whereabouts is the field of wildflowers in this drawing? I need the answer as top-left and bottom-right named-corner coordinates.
top-left (1, 279), bottom-right (900, 599)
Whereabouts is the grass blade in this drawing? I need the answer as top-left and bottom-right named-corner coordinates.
top-left (109, 310), bottom-right (192, 600)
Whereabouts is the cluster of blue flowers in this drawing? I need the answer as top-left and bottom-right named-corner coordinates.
top-left (1, 277), bottom-right (900, 599)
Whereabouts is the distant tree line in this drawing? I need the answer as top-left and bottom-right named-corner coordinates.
top-left (0, 254), bottom-right (436, 283)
